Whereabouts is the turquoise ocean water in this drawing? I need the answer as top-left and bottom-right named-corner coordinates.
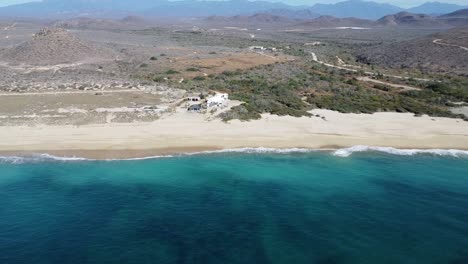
top-left (0, 149), bottom-right (467, 264)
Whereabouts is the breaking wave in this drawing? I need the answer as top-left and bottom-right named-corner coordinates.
top-left (1, 146), bottom-right (467, 164)
top-left (332, 145), bottom-right (468, 158)
top-left (0, 148), bottom-right (315, 164)
top-left (188, 147), bottom-right (317, 155)
top-left (0, 153), bottom-right (88, 164)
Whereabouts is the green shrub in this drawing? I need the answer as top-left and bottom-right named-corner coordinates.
top-left (193, 76), bottom-right (206, 81)
top-left (219, 104), bottom-right (261, 121)
top-left (165, 69), bottom-right (179, 74)
top-left (152, 76), bottom-right (165, 82)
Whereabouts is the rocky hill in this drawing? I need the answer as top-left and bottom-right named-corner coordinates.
top-left (376, 12), bottom-right (443, 26)
top-left (441, 8), bottom-right (468, 17)
top-left (1, 28), bottom-right (111, 65)
top-left (438, 9), bottom-right (468, 27)
top-left (376, 10), bottom-right (468, 27)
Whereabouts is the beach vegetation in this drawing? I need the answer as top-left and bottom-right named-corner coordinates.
top-left (193, 76), bottom-right (206, 81)
top-left (165, 69), bottom-right (179, 75)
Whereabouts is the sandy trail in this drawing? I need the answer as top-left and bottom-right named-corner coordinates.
top-left (0, 110), bottom-right (466, 159)
top-left (0, 89), bottom-right (144, 97)
top-left (0, 61), bottom-right (85, 74)
top-left (356, 77), bottom-right (421, 92)
top-left (310, 51), bottom-right (431, 82)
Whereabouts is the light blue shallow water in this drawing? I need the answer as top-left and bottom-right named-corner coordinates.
top-left (0, 151), bottom-right (467, 264)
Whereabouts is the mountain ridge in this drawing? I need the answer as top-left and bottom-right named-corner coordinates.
top-left (0, 0), bottom-right (467, 20)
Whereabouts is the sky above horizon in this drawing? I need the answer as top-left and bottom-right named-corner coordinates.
top-left (0, 0), bottom-right (467, 8)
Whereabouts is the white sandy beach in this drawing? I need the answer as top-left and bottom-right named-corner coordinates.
top-left (0, 109), bottom-right (467, 159)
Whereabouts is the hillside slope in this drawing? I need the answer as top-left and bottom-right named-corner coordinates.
top-left (1, 28), bottom-right (112, 65)
top-left (356, 27), bottom-right (468, 73)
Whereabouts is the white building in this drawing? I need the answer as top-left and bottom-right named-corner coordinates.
top-left (304, 42), bottom-right (322, 46)
top-left (249, 46), bottom-right (265, 51)
top-left (207, 93), bottom-right (229, 108)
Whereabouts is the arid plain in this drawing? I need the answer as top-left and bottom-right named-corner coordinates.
top-left (1, 15), bottom-right (467, 157)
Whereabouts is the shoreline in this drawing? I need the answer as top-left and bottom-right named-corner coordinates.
top-left (1, 109), bottom-right (467, 160)
top-left (1, 146), bottom-right (468, 161)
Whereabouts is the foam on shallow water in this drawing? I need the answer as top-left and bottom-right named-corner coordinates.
top-left (332, 145), bottom-right (468, 158)
top-left (1, 146), bottom-right (467, 164)
top-left (0, 153), bottom-right (88, 164)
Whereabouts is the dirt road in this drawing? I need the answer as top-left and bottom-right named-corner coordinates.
top-left (433, 39), bottom-right (468, 51)
top-left (309, 51), bottom-right (431, 82)
top-left (356, 77), bottom-right (421, 92)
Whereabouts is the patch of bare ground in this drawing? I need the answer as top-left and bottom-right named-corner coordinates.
top-left (184, 52), bottom-right (286, 70)
top-left (159, 51), bottom-right (291, 79)
top-left (0, 86), bottom-right (186, 126)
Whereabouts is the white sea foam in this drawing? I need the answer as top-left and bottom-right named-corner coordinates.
top-left (1, 146), bottom-right (467, 164)
top-left (0, 148), bottom-right (318, 164)
top-left (187, 147), bottom-right (317, 155)
top-left (334, 27), bottom-right (372, 30)
top-left (106, 155), bottom-right (174, 161)
top-left (103, 148), bottom-right (315, 161)
top-left (0, 153), bottom-right (88, 164)
top-left (333, 145), bottom-right (468, 158)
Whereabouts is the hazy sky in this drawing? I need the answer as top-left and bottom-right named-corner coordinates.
top-left (0, 0), bottom-right (467, 8)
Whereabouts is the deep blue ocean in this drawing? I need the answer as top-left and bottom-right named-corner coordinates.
top-left (0, 150), bottom-right (467, 264)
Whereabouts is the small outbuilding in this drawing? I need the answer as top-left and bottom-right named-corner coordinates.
top-left (249, 46), bottom-right (265, 51)
top-left (187, 104), bottom-right (202, 112)
top-left (187, 96), bottom-right (201, 102)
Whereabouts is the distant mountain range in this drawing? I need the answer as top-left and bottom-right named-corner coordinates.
top-left (438, 8), bottom-right (468, 26)
top-left (376, 9), bottom-right (468, 26)
top-left (0, 0), bottom-right (467, 20)
top-left (377, 12), bottom-right (442, 26)
top-left (201, 9), bottom-right (468, 28)
top-left (0, 0), bottom-right (292, 18)
top-left (309, 0), bottom-right (403, 20)
top-left (305, 1), bottom-right (467, 19)
top-left (407, 2), bottom-right (467, 15)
